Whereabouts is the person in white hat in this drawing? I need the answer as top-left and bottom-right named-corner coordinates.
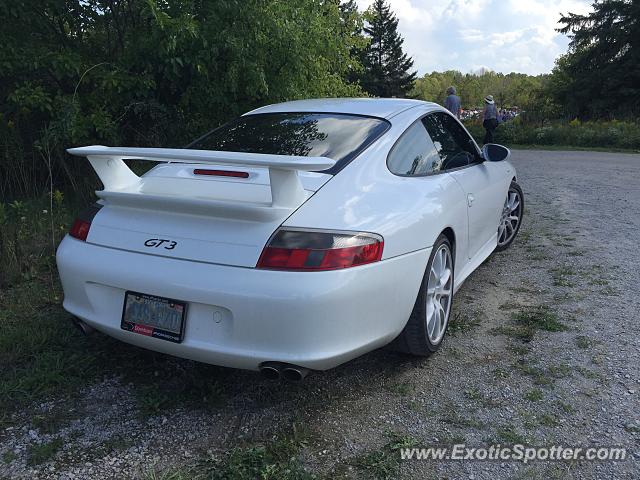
top-left (481, 95), bottom-right (498, 144)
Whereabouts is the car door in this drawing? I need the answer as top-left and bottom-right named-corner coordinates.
top-left (422, 112), bottom-right (505, 260)
top-left (386, 118), bottom-right (470, 268)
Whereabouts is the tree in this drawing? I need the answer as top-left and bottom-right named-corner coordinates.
top-left (338, 0), bottom-right (368, 83)
top-left (0, 0), bottom-right (365, 198)
top-left (410, 70), bottom-right (546, 111)
top-left (360, 0), bottom-right (416, 97)
top-left (553, 0), bottom-right (640, 119)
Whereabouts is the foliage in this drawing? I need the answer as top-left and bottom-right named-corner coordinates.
top-left (463, 118), bottom-right (640, 150)
top-left (0, 194), bottom-right (71, 287)
top-left (411, 70), bottom-right (551, 111)
top-left (358, 0), bottom-right (417, 97)
top-left (0, 0), bottom-right (365, 199)
top-left (551, 0), bottom-right (640, 119)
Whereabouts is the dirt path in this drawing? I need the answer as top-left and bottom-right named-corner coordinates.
top-left (1, 150), bottom-right (639, 479)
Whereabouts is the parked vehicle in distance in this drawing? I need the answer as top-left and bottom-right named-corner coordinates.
top-left (57, 98), bottom-right (523, 381)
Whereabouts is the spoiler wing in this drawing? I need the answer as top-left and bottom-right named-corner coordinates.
top-left (67, 146), bottom-right (336, 208)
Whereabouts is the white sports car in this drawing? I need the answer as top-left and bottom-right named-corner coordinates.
top-left (57, 98), bottom-right (523, 381)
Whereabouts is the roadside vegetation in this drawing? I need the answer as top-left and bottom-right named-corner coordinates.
top-left (464, 119), bottom-right (640, 152)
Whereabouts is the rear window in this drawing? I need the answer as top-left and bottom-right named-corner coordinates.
top-left (188, 112), bottom-right (390, 174)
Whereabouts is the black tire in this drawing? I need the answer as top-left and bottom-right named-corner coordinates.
top-left (392, 234), bottom-right (454, 356)
top-left (495, 180), bottom-right (524, 252)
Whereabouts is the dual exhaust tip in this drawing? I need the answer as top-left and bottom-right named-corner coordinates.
top-left (71, 318), bottom-right (309, 382)
top-left (260, 362), bottom-right (310, 382)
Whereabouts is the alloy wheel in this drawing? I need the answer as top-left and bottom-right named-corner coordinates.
top-left (425, 244), bottom-right (453, 344)
top-left (497, 188), bottom-right (522, 247)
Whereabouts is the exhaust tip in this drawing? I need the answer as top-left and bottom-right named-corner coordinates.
top-left (259, 363), bottom-right (281, 380)
top-left (281, 367), bottom-right (308, 382)
top-left (71, 317), bottom-right (95, 336)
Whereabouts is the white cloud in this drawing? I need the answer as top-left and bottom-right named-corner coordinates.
top-left (355, 0), bottom-right (593, 74)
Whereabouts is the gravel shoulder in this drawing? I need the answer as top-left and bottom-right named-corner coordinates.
top-left (1, 149), bottom-right (639, 479)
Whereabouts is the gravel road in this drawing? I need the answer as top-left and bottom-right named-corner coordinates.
top-left (2, 149), bottom-right (639, 479)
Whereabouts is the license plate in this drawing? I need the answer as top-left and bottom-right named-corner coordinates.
top-left (121, 291), bottom-right (187, 343)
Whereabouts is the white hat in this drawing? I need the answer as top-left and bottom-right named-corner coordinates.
top-left (484, 95), bottom-right (495, 104)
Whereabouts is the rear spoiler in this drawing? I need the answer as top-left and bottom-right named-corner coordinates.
top-left (67, 146), bottom-right (335, 208)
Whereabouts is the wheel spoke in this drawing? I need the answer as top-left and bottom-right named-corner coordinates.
top-left (426, 300), bottom-right (436, 337)
top-left (429, 302), bottom-right (439, 337)
top-left (437, 302), bottom-right (446, 335)
top-left (439, 268), bottom-right (451, 287)
top-left (498, 224), bottom-right (505, 240)
top-left (432, 251), bottom-right (442, 275)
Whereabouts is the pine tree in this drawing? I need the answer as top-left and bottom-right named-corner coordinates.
top-left (554, 0), bottom-right (640, 119)
top-left (339, 0), bottom-right (367, 83)
top-left (360, 0), bottom-right (417, 97)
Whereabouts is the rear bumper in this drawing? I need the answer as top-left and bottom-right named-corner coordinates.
top-left (56, 236), bottom-right (429, 370)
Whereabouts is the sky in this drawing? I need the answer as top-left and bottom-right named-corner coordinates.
top-left (356, 0), bottom-right (594, 75)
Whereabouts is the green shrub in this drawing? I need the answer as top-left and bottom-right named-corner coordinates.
top-left (463, 118), bottom-right (640, 150)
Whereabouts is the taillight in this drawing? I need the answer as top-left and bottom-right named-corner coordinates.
top-left (257, 229), bottom-right (383, 271)
top-left (69, 204), bottom-right (102, 242)
top-left (69, 219), bottom-right (91, 241)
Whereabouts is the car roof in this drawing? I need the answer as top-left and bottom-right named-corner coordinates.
top-left (245, 98), bottom-right (439, 120)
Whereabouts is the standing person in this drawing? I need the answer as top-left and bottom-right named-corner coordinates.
top-left (481, 95), bottom-right (498, 144)
top-left (444, 86), bottom-right (461, 119)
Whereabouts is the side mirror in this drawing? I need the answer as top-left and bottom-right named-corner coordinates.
top-left (482, 143), bottom-right (510, 162)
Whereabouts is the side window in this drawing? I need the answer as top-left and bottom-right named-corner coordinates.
top-left (387, 121), bottom-right (443, 176)
top-left (423, 113), bottom-right (479, 170)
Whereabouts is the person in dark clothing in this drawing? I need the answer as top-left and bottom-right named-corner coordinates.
top-left (444, 86), bottom-right (461, 118)
top-left (481, 95), bottom-right (498, 144)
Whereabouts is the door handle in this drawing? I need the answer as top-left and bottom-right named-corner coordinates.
top-left (467, 194), bottom-right (475, 207)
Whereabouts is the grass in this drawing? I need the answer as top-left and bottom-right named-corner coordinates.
top-left (448, 309), bottom-right (481, 334)
top-left (203, 435), bottom-right (313, 480)
top-left (556, 400), bottom-right (575, 414)
top-left (2, 451), bottom-right (17, 464)
top-left (385, 382), bottom-right (414, 397)
top-left (524, 388), bottom-right (544, 402)
top-left (32, 410), bottom-right (75, 435)
top-left (0, 197), bottom-right (242, 427)
top-left (440, 404), bottom-right (485, 429)
top-left (145, 423), bottom-right (314, 480)
top-left (513, 358), bottom-right (573, 388)
top-left (353, 431), bottom-right (420, 480)
top-left (575, 335), bottom-right (596, 349)
top-left (513, 306), bottom-right (567, 332)
top-left (508, 144), bottom-right (640, 154)
top-left (538, 413), bottom-right (559, 427)
top-left (464, 118), bottom-right (640, 152)
top-left (624, 423), bottom-right (640, 433)
top-left (463, 387), bottom-right (501, 408)
top-left (496, 305), bottom-right (567, 343)
top-left (550, 266), bottom-right (577, 287)
top-left (0, 274), bottom-right (234, 425)
top-left (27, 438), bottom-right (64, 466)
top-left (495, 425), bottom-right (528, 445)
